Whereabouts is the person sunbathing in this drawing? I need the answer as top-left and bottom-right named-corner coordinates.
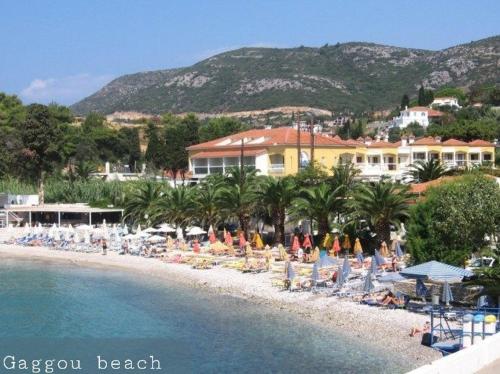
top-left (380, 291), bottom-right (403, 306)
top-left (410, 321), bottom-right (431, 337)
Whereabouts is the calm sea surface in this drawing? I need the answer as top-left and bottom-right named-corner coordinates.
top-left (0, 257), bottom-right (410, 373)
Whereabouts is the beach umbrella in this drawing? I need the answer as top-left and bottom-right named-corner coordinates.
top-left (401, 261), bottom-right (473, 282)
top-left (332, 235), bottom-right (341, 256)
top-left (416, 278), bottom-right (428, 298)
top-left (123, 234), bottom-right (138, 240)
top-left (441, 281), bottom-right (454, 306)
top-left (208, 225), bottom-right (217, 244)
top-left (193, 240), bottom-right (200, 253)
top-left (342, 234), bottom-right (352, 253)
top-left (363, 274), bottom-right (375, 293)
top-left (353, 238), bottom-right (363, 255)
top-left (374, 250), bottom-right (386, 266)
top-left (253, 232), bottom-right (264, 250)
top-left (245, 242), bottom-right (253, 257)
top-left (122, 225), bottom-right (129, 235)
top-left (186, 226), bottom-right (207, 236)
top-left (302, 234), bottom-right (312, 249)
top-left (64, 229), bottom-right (71, 241)
top-left (84, 230), bottom-right (91, 244)
top-left (336, 267), bottom-right (345, 287)
top-left (147, 235), bottom-right (166, 243)
top-left (239, 232), bottom-right (246, 248)
top-left (370, 256), bottom-right (378, 274)
top-left (342, 256), bottom-right (351, 280)
top-left (53, 229), bottom-right (61, 241)
top-left (322, 233), bottom-right (332, 248)
top-left (318, 255), bottom-right (337, 268)
top-left (278, 244), bottom-right (287, 261)
top-left (291, 235), bottom-right (300, 252)
top-left (286, 262), bottom-right (295, 281)
top-left (380, 241), bottom-right (389, 257)
top-left (356, 252), bottom-right (364, 265)
top-left (136, 224), bottom-right (142, 235)
top-left (224, 231), bottom-right (233, 247)
top-left (73, 232), bottom-right (81, 243)
top-left (176, 227), bottom-right (184, 240)
top-left (394, 240), bottom-right (404, 258)
top-left (166, 235), bottom-right (174, 249)
top-left (144, 227), bottom-right (159, 233)
top-left (312, 262), bottom-right (320, 284)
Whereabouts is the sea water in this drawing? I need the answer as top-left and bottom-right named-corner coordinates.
top-left (0, 258), bottom-right (409, 373)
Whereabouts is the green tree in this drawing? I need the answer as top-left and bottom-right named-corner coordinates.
top-left (406, 159), bottom-right (447, 183)
top-left (119, 127), bottom-right (142, 172)
top-left (407, 174), bottom-right (500, 265)
top-left (21, 104), bottom-right (64, 203)
top-left (154, 186), bottom-right (195, 227)
top-left (401, 94), bottom-right (410, 110)
top-left (123, 182), bottom-right (164, 226)
top-left (193, 175), bottom-right (225, 229)
top-left (198, 117), bottom-right (248, 142)
top-left (350, 181), bottom-right (411, 244)
top-left (403, 122), bottom-right (425, 137)
top-left (144, 122), bottom-right (164, 170)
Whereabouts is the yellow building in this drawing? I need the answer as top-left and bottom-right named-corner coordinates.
top-left (186, 128), bottom-right (495, 181)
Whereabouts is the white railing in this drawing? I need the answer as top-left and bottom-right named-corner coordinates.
top-left (269, 164), bottom-right (285, 172)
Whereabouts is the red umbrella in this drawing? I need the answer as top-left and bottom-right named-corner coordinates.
top-left (209, 231), bottom-right (216, 244)
top-left (193, 240), bottom-right (200, 253)
top-left (302, 234), bottom-right (312, 249)
top-left (332, 235), bottom-right (341, 254)
top-left (291, 235), bottom-right (300, 253)
top-left (239, 232), bottom-right (247, 248)
top-left (224, 231), bottom-right (233, 246)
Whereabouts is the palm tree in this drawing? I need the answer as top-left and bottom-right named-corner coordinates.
top-left (291, 183), bottom-right (346, 240)
top-left (194, 175), bottom-right (224, 230)
top-left (153, 186), bottom-right (195, 227)
top-left (406, 158), bottom-right (447, 183)
top-left (124, 182), bottom-right (164, 226)
top-left (255, 176), bottom-right (297, 244)
top-left (217, 167), bottom-right (259, 236)
top-left (330, 162), bottom-right (360, 190)
top-left (350, 181), bottom-right (411, 244)
top-left (74, 161), bottom-right (97, 180)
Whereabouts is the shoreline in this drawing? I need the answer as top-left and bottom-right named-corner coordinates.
top-left (0, 236), bottom-right (441, 369)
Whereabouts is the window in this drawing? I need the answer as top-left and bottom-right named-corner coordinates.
top-left (269, 154), bottom-right (284, 165)
top-left (413, 152), bottom-right (426, 160)
top-left (470, 153), bottom-right (479, 161)
top-left (356, 156), bottom-right (363, 163)
top-left (224, 157), bottom-right (239, 167)
top-left (193, 159), bottom-right (208, 175)
top-left (208, 158), bottom-right (223, 174)
top-left (442, 153), bottom-right (453, 161)
top-left (483, 154), bottom-right (492, 162)
top-left (369, 156), bottom-right (379, 164)
top-left (300, 151), bottom-right (309, 168)
top-left (243, 156), bottom-right (256, 170)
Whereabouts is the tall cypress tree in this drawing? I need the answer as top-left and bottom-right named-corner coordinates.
top-left (401, 94), bottom-right (410, 110)
top-left (418, 85), bottom-right (426, 106)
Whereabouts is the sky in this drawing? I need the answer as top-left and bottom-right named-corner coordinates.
top-left (1, 0), bottom-right (499, 105)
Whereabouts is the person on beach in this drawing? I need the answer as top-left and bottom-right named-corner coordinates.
top-left (410, 321), bottom-right (431, 337)
top-left (102, 239), bottom-right (107, 255)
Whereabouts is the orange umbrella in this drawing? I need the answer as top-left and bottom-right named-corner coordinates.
top-left (239, 232), bottom-right (247, 248)
top-left (224, 231), bottom-right (233, 246)
top-left (380, 241), bottom-right (389, 257)
top-left (208, 231), bottom-right (216, 244)
top-left (291, 235), bottom-right (300, 252)
top-left (253, 232), bottom-right (264, 250)
top-left (353, 238), bottom-right (363, 255)
top-left (302, 234), bottom-right (312, 249)
top-left (342, 234), bottom-right (351, 252)
top-left (332, 235), bottom-right (341, 254)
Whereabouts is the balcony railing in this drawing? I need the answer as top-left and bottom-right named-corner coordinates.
top-left (269, 164), bottom-right (285, 173)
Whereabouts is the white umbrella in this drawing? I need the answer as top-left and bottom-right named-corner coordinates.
top-left (76, 224), bottom-right (92, 231)
top-left (123, 234), bottom-right (138, 240)
top-left (144, 227), bottom-right (160, 233)
top-left (136, 224), bottom-right (142, 235)
top-left (84, 231), bottom-right (91, 244)
top-left (176, 227), bottom-right (184, 240)
top-left (147, 235), bottom-right (166, 243)
top-left (186, 226), bottom-right (207, 236)
top-left (122, 225), bottom-right (129, 235)
top-left (53, 230), bottom-right (61, 241)
top-left (159, 223), bottom-right (176, 233)
top-left (208, 225), bottom-right (214, 235)
top-left (73, 232), bottom-right (81, 243)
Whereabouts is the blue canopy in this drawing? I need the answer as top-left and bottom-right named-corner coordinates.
top-left (342, 256), bottom-right (351, 280)
top-left (441, 281), bottom-right (454, 305)
top-left (378, 273), bottom-right (406, 283)
top-left (401, 261), bottom-right (473, 281)
top-left (363, 275), bottom-right (374, 293)
top-left (416, 278), bottom-right (428, 297)
top-left (318, 255), bottom-right (337, 268)
top-left (311, 262), bottom-right (320, 282)
top-left (286, 262), bottom-right (296, 280)
top-left (395, 241), bottom-right (404, 257)
top-left (374, 250), bottom-right (386, 266)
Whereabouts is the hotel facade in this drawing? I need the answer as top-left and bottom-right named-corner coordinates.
top-left (186, 127), bottom-right (495, 181)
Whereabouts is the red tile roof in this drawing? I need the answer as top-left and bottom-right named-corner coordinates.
top-left (406, 106), bottom-right (444, 117)
top-left (191, 149), bottom-right (267, 159)
top-left (412, 136), bottom-right (442, 146)
top-left (468, 139), bottom-right (494, 147)
top-left (187, 127), bottom-right (352, 151)
top-left (366, 141), bottom-right (398, 148)
top-left (442, 139), bottom-right (469, 146)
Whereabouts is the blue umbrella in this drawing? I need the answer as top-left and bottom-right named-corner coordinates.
top-left (395, 241), bottom-right (404, 257)
top-left (363, 274), bottom-right (375, 293)
top-left (312, 262), bottom-right (320, 283)
top-left (441, 281), bottom-right (453, 305)
top-left (416, 278), bottom-right (428, 298)
top-left (356, 253), bottom-right (364, 264)
top-left (336, 267), bottom-right (344, 287)
top-left (374, 250), bottom-right (386, 266)
top-left (342, 256), bottom-right (351, 280)
top-left (401, 260), bottom-right (473, 281)
top-left (286, 262), bottom-right (296, 281)
top-left (370, 255), bottom-right (378, 274)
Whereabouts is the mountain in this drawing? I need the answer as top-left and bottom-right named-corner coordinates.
top-left (71, 36), bottom-right (500, 115)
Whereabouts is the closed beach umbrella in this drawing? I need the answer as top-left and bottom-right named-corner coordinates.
top-left (286, 261), bottom-right (295, 281)
top-left (322, 233), bottom-right (332, 248)
top-left (291, 235), bottom-right (300, 252)
top-left (302, 234), bottom-right (312, 249)
top-left (239, 232), bottom-right (246, 248)
top-left (416, 278), bottom-right (428, 298)
top-left (144, 227), bottom-right (159, 233)
top-left (193, 240), bottom-right (200, 253)
top-left (380, 241), bottom-right (389, 257)
top-left (208, 225), bottom-right (216, 244)
top-left (370, 256), bottom-right (378, 274)
top-left (73, 232), bottom-right (81, 243)
top-left (395, 240), bottom-right (404, 258)
top-left (318, 255), bottom-right (337, 268)
top-left (441, 281), bottom-right (453, 306)
top-left (356, 252), bottom-right (364, 265)
top-left (253, 232), bottom-right (264, 250)
top-left (342, 234), bottom-right (352, 252)
top-left (278, 244), bottom-right (287, 261)
top-left (332, 235), bottom-right (341, 255)
top-left (363, 274), bottom-right (375, 293)
top-left (224, 231), bottom-right (233, 246)
top-left (312, 262), bottom-right (320, 283)
top-left (342, 256), bottom-right (351, 280)
top-left (122, 225), bottom-right (129, 235)
top-left (84, 230), bottom-right (91, 244)
top-left (336, 267), bottom-right (344, 287)
top-left (374, 250), bottom-right (386, 266)
top-left (136, 224), bottom-right (142, 235)
top-left (353, 238), bottom-right (363, 255)
top-left (176, 227), bottom-right (184, 240)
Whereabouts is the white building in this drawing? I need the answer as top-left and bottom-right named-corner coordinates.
top-left (431, 97), bottom-right (461, 108)
top-left (391, 106), bottom-right (444, 129)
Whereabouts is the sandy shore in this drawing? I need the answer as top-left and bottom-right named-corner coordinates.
top-left (0, 229), bottom-right (440, 368)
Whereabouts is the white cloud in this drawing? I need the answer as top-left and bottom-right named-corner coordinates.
top-left (20, 73), bottom-right (114, 105)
